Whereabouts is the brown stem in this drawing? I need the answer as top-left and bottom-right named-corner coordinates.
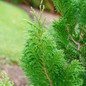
top-left (81, 44), bottom-right (86, 48)
top-left (77, 43), bottom-right (81, 51)
top-left (43, 67), bottom-right (53, 86)
top-left (79, 54), bottom-right (82, 62)
top-left (66, 26), bottom-right (79, 46)
top-left (69, 34), bottom-right (80, 46)
top-left (42, 59), bottom-right (53, 86)
top-left (66, 26), bottom-right (82, 62)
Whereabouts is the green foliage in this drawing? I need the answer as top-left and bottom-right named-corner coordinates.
top-left (21, 0), bottom-right (85, 86)
top-left (0, 72), bottom-right (14, 86)
top-left (52, 0), bottom-right (86, 85)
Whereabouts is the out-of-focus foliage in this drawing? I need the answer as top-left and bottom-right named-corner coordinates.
top-left (28, 0), bottom-right (54, 12)
top-left (10, 0), bottom-right (54, 12)
top-left (0, 72), bottom-right (14, 86)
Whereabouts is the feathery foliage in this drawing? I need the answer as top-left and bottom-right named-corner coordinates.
top-left (21, 0), bottom-right (85, 86)
top-left (52, 0), bottom-right (86, 62)
top-left (52, 0), bottom-right (86, 85)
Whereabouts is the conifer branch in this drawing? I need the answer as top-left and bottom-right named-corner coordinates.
top-left (59, 3), bottom-right (83, 62)
top-left (31, 2), bottom-right (53, 85)
top-left (59, 3), bottom-right (64, 17)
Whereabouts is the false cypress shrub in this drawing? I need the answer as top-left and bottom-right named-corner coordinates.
top-left (21, 0), bottom-right (85, 86)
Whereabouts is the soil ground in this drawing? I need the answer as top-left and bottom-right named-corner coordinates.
top-left (4, 66), bottom-right (29, 86)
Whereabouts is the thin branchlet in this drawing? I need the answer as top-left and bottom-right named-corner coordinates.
top-left (42, 58), bottom-right (53, 86)
top-left (30, 1), bottom-right (53, 86)
top-left (66, 26), bottom-right (82, 62)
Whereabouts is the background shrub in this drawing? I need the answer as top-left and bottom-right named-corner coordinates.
top-left (10, 0), bottom-right (54, 12)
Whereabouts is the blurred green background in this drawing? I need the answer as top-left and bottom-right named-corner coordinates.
top-left (0, 1), bottom-right (30, 64)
